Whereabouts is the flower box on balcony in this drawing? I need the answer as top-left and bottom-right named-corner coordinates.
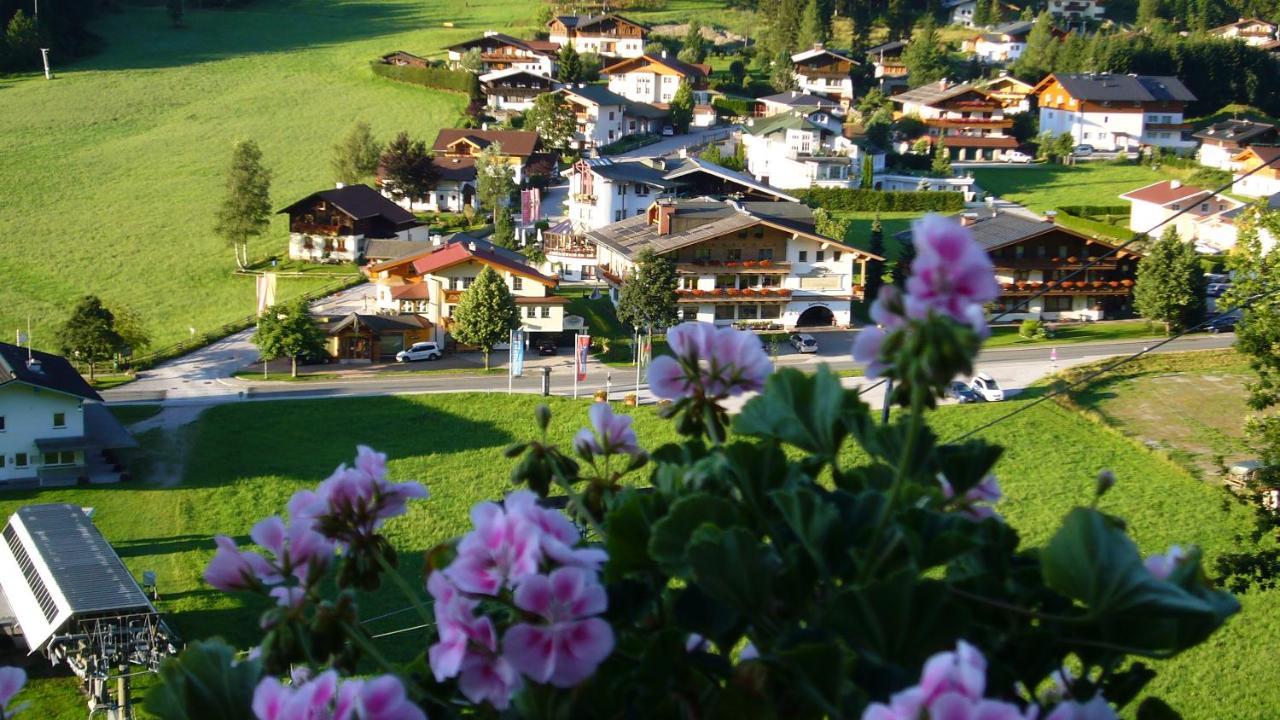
top-left (741, 288), bottom-right (757, 296)
top-left (853, 284), bottom-right (864, 292)
top-left (1002, 283), bottom-right (1014, 291)
top-left (727, 288), bottom-right (742, 296)
top-left (1067, 256), bottom-right (1079, 264)
top-left (1108, 280), bottom-right (1120, 288)
top-left (744, 260), bottom-right (758, 268)
top-left (778, 289), bottom-right (792, 297)
top-left (1060, 281), bottom-right (1074, 289)
top-left (759, 259), bottom-right (772, 268)
top-left (1092, 281), bottom-right (1105, 289)
top-left (725, 261), bottom-right (739, 268)
top-left (1121, 279), bottom-right (1134, 287)
top-left (1046, 281), bottom-right (1058, 288)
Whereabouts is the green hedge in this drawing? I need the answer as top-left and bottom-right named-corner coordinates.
top-left (599, 133), bottom-right (660, 156)
top-left (800, 188), bottom-right (965, 212)
top-left (712, 95), bottom-right (752, 118)
top-left (369, 61), bottom-right (479, 97)
top-left (1055, 205), bottom-right (1135, 243)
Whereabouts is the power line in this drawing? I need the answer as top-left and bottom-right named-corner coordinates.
top-left (985, 152), bottom-right (1280, 325)
top-left (944, 287), bottom-right (1279, 445)
top-left (361, 606), bottom-right (419, 625)
top-left (369, 622), bottom-right (433, 640)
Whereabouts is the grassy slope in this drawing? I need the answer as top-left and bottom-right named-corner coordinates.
top-left (984, 319), bottom-right (1164, 348)
top-left (4, 386), bottom-right (1273, 716)
top-left (972, 164), bottom-right (1170, 212)
top-left (0, 0), bottom-right (479, 350)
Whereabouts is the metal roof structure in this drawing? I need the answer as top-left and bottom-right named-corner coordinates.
top-left (0, 504), bottom-right (154, 653)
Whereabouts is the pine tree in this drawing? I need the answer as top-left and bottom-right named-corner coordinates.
top-left (770, 49), bottom-right (797, 91)
top-left (1134, 227), bottom-right (1204, 333)
top-left (973, 0), bottom-right (1000, 27)
top-left (475, 142), bottom-right (516, 212)
top-left (616, 249), bottom-right (679, 335)
top-left (1012, 13), bottom-right (1059, 82)
top-left (669, 81), bottom-right (695, 132)
top-left (860, 152), bottom-right (875, 189)
top-left (57, 296), bottom-right (124, 381)
top-left (526, 92), bottom-right (576, 150)
top-left (557, 44), bottom-right (582, 84)
top-left (4, 11), bottom-right (41, 69)
top-left (450, 266), bottom-right (519, 370)
top-left (892, 235), bottom-right (916, 287)
top-left (769, 0), bottom-right (804, 55)
top-left (253, 300), bottom-right (326, 378)
top-left (903, 16), bottom-right (950, 87)
top-left (1136, 0), bottom-right (1162, 27)
top-left (845, 0), bottom-right (872, 54)
top-left (681, 21), bottom-right (709, 63)
top-left (492, 204), bottom-right (516, 249)
top-left (797, 0), bottom-right (829, 49)
top-left (214, 140), bottom-right (272, 270)
top-left (931, 137), bottom-right (953, 176)
top-left (379, 132), bottom-right (436, 204)
top-left (885, 0), bottom-right (913, 41)
top-left (865, 215), bottom-right (885, 304)
top-left (331, 121), bottom-right (382, 186)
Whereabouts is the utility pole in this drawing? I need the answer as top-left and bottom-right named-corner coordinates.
top-left (40, 48), bottom-right (52, 80)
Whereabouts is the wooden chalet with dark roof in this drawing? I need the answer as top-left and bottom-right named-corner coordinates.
top-left (602, 53), bottom-right (709, 104)
top-left (480, 68), bottom-right (559, 112)
top-left (891, 81), bottom-right (1019, 161)
top-left (279, 184), bottom-right (427, 263)
top-left (378, 50), bottom-right (429, 68)
top-left (1194, 119), bottom-right (1277, 170)
top-left (446, 32), bottom-right (559, 75)
top-left (897, 211), bottom-right (1142, 321)
top-left (548, 14), bottom-right (648, 58)
top-left (586, 198), bottom-right (882, 329)
top-left (790, 45), bottom-right (858, 105)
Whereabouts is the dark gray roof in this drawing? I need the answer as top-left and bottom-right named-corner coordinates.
top-left (0, 342), bottom-right (99, 401)
top-left (589, 159), bottom-right (677, 188)
top-left (562, 84), bottom-right (629, 107)
top-left (278, 184), bottom-right (420, 226)
top-left (1193, 119), bottom-right (1276, 144)
top-left (14, 504), bottom-right (152, 615)
top-left (625, 102), bottom-right (669, 120)
top-left (867, 40), bottom-right (908, 56)
top-left (1050, 74), bottom-right (1197, 103)
top-left (663, 158), bottom-right (800, 201)
top-left (893, 211), bottom-right (1126, 253)
top-left (982, 20), bottom-right (1034, 39)
top-left (327, 313), bottom-right (432, 335)
top-left (891, 81), bottom-right (983, 107)
top-left (759, 91), bottom-right (840, 108)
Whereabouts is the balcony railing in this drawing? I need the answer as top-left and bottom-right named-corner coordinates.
top-left (676, 288), bottom-right (794, 301)
top-left (676, 259), bottom-right (791, 273)
top-left (546, 244), bottom-right (597, 259)
top-left (1000, 280), bottom-right (1134, 295)
top-left (291, 222), bottom-right (348, 236)
top-left (993, 255), bottom-right (1121, 270)
top-left (598, 266), bottom-right (623, 284)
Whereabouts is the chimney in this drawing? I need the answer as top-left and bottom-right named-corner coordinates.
top-left (26, 358), bottom-right (42, 374)
top-left (1170, 180), bottom-right (1181, 189)
top-left (1043, 209), bottom-right (1059, 223)
top-left (661, 50), bottom-right (667, 58)
top-left (655, 200), bottom-right (675, 235)
top-left (469, 241), bottom-right (478, 251)
top-left (791, 90), bottom-right (799, 98)
top-left (960, 212), bottom-right (979, 227)
top-left (431, 233), bottom-right (443, 246)
top-left (813, 42), bottom-right (824, 50)
top-left (335, 181), bottom-right (345, 189)
top-left (938, 78), bottom-right (948, 89)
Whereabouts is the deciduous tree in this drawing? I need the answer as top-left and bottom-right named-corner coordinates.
top-left (57, 296), bottom-right (124, 381)
top-left (526, 92), bottom-right (576, 150)
top-left (1133, 226), bottom-right (1203, 333)
top-left (331, 121), bottom-right (383, 186)
top-left (616, 249), bottom-right (679, 336)
top-left (450, 266), bottom-right (518, 370)
top-left (1224, 208), bottom-right (1280, 470)
top-left (214, 139), bottom-right (272, 270)
top-left (111, 305), bottom-right (152, 358)
top-left (475, 142), bottom-right (516, 212)
top-left (458, 48), bottom-right (484, 74)
top-left (669, 81), bottom-right (695, 133)
top-left (679, 21), bottom-right (709, 64)
top-left (379, 132), bottom-right (436, 204)
top-left (253, 300), bottom-right (326, 378)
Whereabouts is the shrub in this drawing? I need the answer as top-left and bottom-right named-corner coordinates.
top-left (1019, 318), bottom-right (1046, 339)
top-left (712, 95), bottom-right (752, 118)
top-left (799, 187), bottom-right (965, 212)
top-left (369, 61), bottom-right (479, 97)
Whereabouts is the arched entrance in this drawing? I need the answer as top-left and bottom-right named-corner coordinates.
top-left (796, 305), bottom-right (835, 327)
top-left (461, 183), bottom-right (475, 210)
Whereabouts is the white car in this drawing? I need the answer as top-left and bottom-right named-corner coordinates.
top-left (968, 373), bottom-right (1004, 402)
top-left (790, 333), bottom-right (818, 353)
top-left (1006, 150), bottom-right (1033, 164)
top-left (395, 341), bottom-right (442, 362)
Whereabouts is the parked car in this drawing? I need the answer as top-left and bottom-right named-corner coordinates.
top-left (395, 341), bottom-right (442, 362)
top-left (1204, 313), bottom-right (1239, 334)
top-left (661, 125), bottom-right (675, 137)
top-left (790, 333), bottom-right (818, 353)
top-left (946, 381), bottom-right (981, 403)
top-left (1204, 272), bottom-right (1230, 284)
top-left (1073, 144), bottom-right (1094, 156)
top-left (535, 339), bottom-right (558, 356)
top-left (968, 373), bottom-right (1004, 402)
top-left (1006, 150), bottom-right (1033, 164)
top-left (1206, 282), bottom-right (1230, 298)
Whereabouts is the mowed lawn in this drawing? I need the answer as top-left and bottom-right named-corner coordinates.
top-left (972, 163), bottom-right (1170, 212)
top-left (0, 0), bottom-right (524, 350)
top-left (0, 388), bottom-right (1274, 716)
top-left (829, 211), bottom-right (923, 260)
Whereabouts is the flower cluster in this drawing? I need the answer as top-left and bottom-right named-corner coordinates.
top-left (648, 322), bottom-right (772, 402)
top-left (429, 492), bottom-right (613, 709)
top-left (863, 641), bottom-right (1117, 720)
top-left (204, 509), bottom-right (336, 610)
top-left (853, 214), bottom-right (1000, 381)
top-left (0, 666), bottom-right (26, 719)
top-left (573, 402), bottom-right (642, 461)
top-left (938, 474), bottom-right (1003, 522)
top-left (288, 446), bottom-right (429, 549)
top-left (1144, 545), bottom-right (1188, 580)
top-left (252, 669), bottom-right (425, 720)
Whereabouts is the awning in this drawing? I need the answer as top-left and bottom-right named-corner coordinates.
top-left (34, 436), bottom-right (92, 452)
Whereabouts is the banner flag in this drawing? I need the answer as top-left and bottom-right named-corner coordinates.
top-left (510, 330), bottom-right (525, 377)
top-left (575, 334), bottom-right (591, 382)
top-left (256, 273), bottom-right (278, 314)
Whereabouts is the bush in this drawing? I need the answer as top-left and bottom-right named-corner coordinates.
top-left (711, 95), bottom-right (752, 118)
top-left (799, 188), bottom-right (966, 212)
top-left (369, 61), bottom-right (479, 97)
top-left (1019, 319), bottom-right (1046, 339)
top-left (599, 133), bottom-right (660, 156)
top-left (1055, 205), bottom-right (1135, 243)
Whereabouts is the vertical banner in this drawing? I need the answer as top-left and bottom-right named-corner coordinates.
top-left (520, 188), bottom-right (542, 226)
top-left (256, 272), bottom-right (278, 314)
top-left (575, 334), bottom-right (591, 382)
top-left (510, 329), bottom-right (525, 378)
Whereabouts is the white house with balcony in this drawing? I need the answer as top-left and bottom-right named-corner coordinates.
top-left (0, 344), bottom-right (135, 487)
top-left (971, 21), bottom-right (1035, 64)
top-left (790, 46), bottom-right (858, 106)
top-left (280, 185), bottom-right (429, 263)
top-left (742, 111), bottom-right (884, 190)
top-left (1208, 17), bottom-right (1277, 46)
top-left (586, 199), bottom-right (883, 329)
top-left (445, 32), bottom-right (559, 76)
top-left (602, 53), bottom-right (708, 104)
top-left (547, 14), bottom-right (648, 58)
top-left (1033, 73), bottom-right (1197, 153)
top-left (891, 80), bottom-right (1020, 161)
top-left (1120, 180), bottom-right (1246, 252)
top-left (557, 85), bottom-right (665, 149)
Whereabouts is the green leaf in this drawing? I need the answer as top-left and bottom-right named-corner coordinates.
top-left (144, 639), bottom-right (262, 720)
top-left (688, 526), bottom-right (776, 620)
top-left (932, 440), bottom-right (1003, 495)
top-left (604, 490), bottom-right (661, 581)
top-left (825, 570), bottom-right (965, 664)
top-left (733, 367), bottom-right (869, 460)
top-left (673, 583), bottom-right (745, 647)
top-left (772, 641), bottom-right (850, 717)
top-left (648, 493), bottom-right (741, 577)
top-left (769, 486), bottom-right (843, 577)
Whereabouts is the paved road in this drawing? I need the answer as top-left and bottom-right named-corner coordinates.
top-left (105, 331), bottom-right (1236, 412)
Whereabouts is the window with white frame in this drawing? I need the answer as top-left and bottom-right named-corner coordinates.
top-left (14, 453), bottom-right (28, 468)
top-left (53, 412), bottom-right (66, 429)
top-left (512, 277), bottom-right (523, 291)
top-left (541, 306), bottom-right (551, 318)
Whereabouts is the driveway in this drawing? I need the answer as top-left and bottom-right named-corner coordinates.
top-left (614, 125), bottom-right (738, 160)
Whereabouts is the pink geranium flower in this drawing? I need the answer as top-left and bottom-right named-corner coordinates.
top-left (204, 536), bottom-right (275, 591)
top-left (503, 492), bottom-right (607, 571)
top-left (906, 214), bottom-right (999, 333)
top-left (445, 498), bottom-right (544, 596)
top-left (289, 446), bottom-right (428, 548)
top-left (919, 640), bottom-right (987, 702)
top-left (427, 572), bottom-right (497, 682)
top-left (253, 671), bottom-right (424, 720)
top-left (573, 402), bottom-right (642, 459)
top-left (648, 322), bottom-right (772, 401)
top-left (938, 474), bottom-right (1003, 522)
top-left (1044, 695), bottom-right (1120, 720)
top-left (503, 567), bottom-right (615, 688)
top-left (458, 653), bottom-right (523, 710)
top-left (863, 640), bottom-right (1040, 720)
top-left (0, 666), bottom-right (26, 718)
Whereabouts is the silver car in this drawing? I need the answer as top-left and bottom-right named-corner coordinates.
top-left (790, 333), bottom-right (818, 353)
top-left (395, 341), bottom-right (442, 362)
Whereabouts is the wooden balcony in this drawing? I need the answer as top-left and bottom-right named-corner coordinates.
top-left (291, 222), bottom-right (348, 236)
top-left (545, 243), bottom-right (597, 259)
top-left (993, 257), bottom-right (1120, 270)
top-left (1000, 280), bottom-right (1134, 295)
top-left (676, 260), bottom-right (792, 273)
top-left (676, 288), bottom-right (794, 302)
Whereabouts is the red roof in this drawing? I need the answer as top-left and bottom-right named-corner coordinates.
top-left (409, 242), bottom-right (557, 286)
top-left (390, 284), bottom-right (431, 300)
top-left (1120, 180), bottom-right (1210, 206)
top-left (432, 129), bottom-right (541, 157)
